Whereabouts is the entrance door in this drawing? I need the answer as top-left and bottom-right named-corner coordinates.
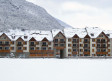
top-left (60, 50), bottom-right (64, 58)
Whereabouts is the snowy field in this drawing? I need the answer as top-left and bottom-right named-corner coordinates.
top-left (0, 58), bottom-right (112, 81)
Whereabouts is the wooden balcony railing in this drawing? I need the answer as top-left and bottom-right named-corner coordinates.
top-left (0, 50), bottom-right (10, 53)
top-left (16, 50), bottom-right (23, 53)
top-left (96, 52), bottom-right (108, 54)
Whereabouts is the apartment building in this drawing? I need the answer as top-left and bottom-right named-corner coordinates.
top-left (0, 27), bottom-right (112, 58)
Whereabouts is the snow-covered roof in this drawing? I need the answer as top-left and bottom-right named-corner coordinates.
top-left (0, 27), bottom-right (111, 41)
top-left (4, 29), bottom-right (53, 41)
top-left (103, 30), bottom-right (112, 38)
top-left (64, 28), bottom-right (87, 38)
top-left (29, 30), bottom-right (53, 41)
top-left (52, 29), bottom-right (63, 37)
top-left (85, 27), bottom-right (103, 38)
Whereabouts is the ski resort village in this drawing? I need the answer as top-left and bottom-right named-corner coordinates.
top-left (0, 27), bottom-right (112, 58)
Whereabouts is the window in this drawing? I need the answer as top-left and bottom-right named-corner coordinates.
top-left (42, 47), bottom-right (46, 50)
top-left (24, 41), bottom-right (27, 45)
top-left (92, 39), bottom-right (95, 42)
top-left (73, 49), bottom-right (77, 52)
top-left (60, 44), bottom-right (64, 46)
top-left (60, 39), bottom-right (64, 43)
top-left (30, 47), bottom-right (34, 50)
top-left (18, 47), bottom-right (22, 50)
top-left (42, 42), bottom-right (47, 46)
top-left (55, 44), bottom-right (58, 47)
top-left (68, 38), bottom-right (71, 42)
top-left (30, 42), bottom-right (34, 46)
top-left (73, 39), bottom-right (78, 43)
top-left (68, 49), bottom-right (71, 52)
top-left (97, 39), bottom-right (100, 43)
top-left (80, 44), bottom-right (83, 47)
top-left (80, 39), bottom-right (82, 42)
top-left (91, 33), bottom-right (94, 36)
top-left (102, 49), bottom-right (106, 52)
top-left (92, 44), bottom-right (95, 47)
top-left (5, 47), bottom-right (9, 50)
top-left (24, 36), bottom-right (28, 39)
top-left (97, 49), bottom-right (100, 52)
top-left (92, 49), bottom-right (94, 52)
top-left (11, 47), bottom-right (14, 50)
top-left (84, 44), bottom-right (88, 48)
top-left (84, 39), bottom-right (88, 42)
top-left (97, 44), bottom-right (100, 48)
top-left (18, 42), bottom-right (22, 45)
top-left (108, 49), bottom-right (110, 52)
top-left (5, 41), bottom-right (9, 45)
top-left (55, 39), bottom-right (58, 43)
top-left (12, 41), bottom-right (14, 44)
top-left (99, 35), bottom-right (103, 37)
top-left (0, 41), bottom-right (2, 45)
top-left (68, 44), bottom-right (71, 47)
top-left (84, 49), bottom-right (88, 52)
top-left (73, 44), bottom-right (77, 47)
top-left (102, 44), bottom-right (106, 48)
top-left (49, 42), bottom-right (51, 45)
top-left (101, 39), bottom-right (105, 43)
top-left (24, 47), bottom-right (27, 50)
top-left (80, 49), bottom-right (83, 52)
top-left (0, 47), bottom-right (2, 50)
top-left (73, 39), bottom-right (76, 42)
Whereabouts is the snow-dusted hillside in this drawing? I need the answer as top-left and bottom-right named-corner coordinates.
top-left (0, 0), bottom-right (69, 31)
top-left (0, 59), bottom-right (112, 81)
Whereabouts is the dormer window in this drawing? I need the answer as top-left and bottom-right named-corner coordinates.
top-left (91, 33), bottom-right (94, 36)
top-left (12, 36), bottom-right (15, 39)
top-left (24, 36), bottom-right (28, 39)
top-left (106, 34), bottom-right (110, 37)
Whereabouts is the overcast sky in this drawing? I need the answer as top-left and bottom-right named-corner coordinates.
top-left (27, 0), bottom-right (112, 30)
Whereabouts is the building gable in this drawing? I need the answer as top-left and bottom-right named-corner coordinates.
top-left (0, 33), bottom-right (11, 41)
top-left (97, 32), bottom-right (108, 39)
top-left (54, 32), bottom-right (65, 39)
top-left (84, 34), bottom-right (90, 38)
top-left (29, 37), bottom-right (36, 41)
top-left (72, 34), bottom-right (79, 38)
top-left (42, 38), bottom-right (49, 42)
top-left (16, 37), bottom-right (24, 41)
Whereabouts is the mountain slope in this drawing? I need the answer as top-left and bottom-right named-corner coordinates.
top-left (0, 0), bottom-right (69, 31)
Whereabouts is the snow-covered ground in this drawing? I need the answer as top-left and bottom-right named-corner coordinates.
top-left (0, 58), bottom-right (112, 81)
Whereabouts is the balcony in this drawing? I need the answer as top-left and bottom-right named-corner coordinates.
top-left (60, 41), bottom-right (66, 43)
top-left (73, 46), bottom-right (79, 48)
top-left (101, 41), bottom-right (106, 43)
top-left (29, 50), bottom-right (54, 53)
top-left (72, 41), bottom-right (79, 43)
top-left (84, 52), bottom-right (90, 56)
top-left (42, 44), bottom-right (48, 47)
top-left (0, 50), bottom-right (10, 53)
top-left (72, 52), bottom-right (78, 55)
top-left (84, 46), bottom-right (90, 48)
top-left (29, 54), bottom-right (54, 57)
top-left (0, 44), bottom-right (10, 46)
top-left (16, 50), bottom-right (23, 53)
top-left (96, 52), bottom-right (108, 55)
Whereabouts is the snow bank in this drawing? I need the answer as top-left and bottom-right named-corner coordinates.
top-left (0, 59), bottom-right (112, 81)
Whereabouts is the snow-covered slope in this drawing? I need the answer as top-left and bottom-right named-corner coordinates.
top-left (0, 59), bottom-right (112, 81)
top-left (0, 0), bottom-right (68, 31)
top-left (56, 19), bottom-right (73, 28)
